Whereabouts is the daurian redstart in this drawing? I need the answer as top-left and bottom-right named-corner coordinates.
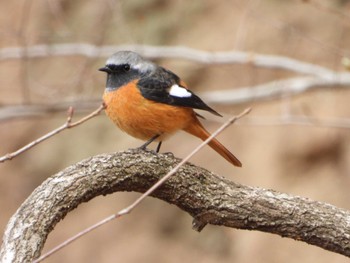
top-left (100, 51), bottom-right (241, 167)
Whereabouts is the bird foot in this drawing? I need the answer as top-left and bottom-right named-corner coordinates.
top-left (128, 147), bottom-right (157, 155)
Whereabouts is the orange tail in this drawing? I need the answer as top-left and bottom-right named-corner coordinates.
top-left (183, 118), bottom-right (242, 167)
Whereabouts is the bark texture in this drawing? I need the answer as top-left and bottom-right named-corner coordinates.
top-left (1, 150), bottom-right (350, 262)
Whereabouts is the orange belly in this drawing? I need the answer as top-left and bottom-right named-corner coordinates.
top-left (103, 81), bottom-right (195, 141)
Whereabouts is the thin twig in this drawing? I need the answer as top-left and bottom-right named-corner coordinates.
top-left (299, 0), bottom-right (350, 26)
top-left (17, 0), bottom-right (34, 103)
top-left (46, 0), bottom-right (70, 33)
top-left (33, 107), bottom-right (251, 263)
top-left (0, 100), bottom-right (101, 122)
top-left (0, 104), bottom-right (105, 163)
top-left (240, 115), bottom-right (350, 129)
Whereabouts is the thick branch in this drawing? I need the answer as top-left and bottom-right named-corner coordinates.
top-left (1, 150), bottom-right (349, 262)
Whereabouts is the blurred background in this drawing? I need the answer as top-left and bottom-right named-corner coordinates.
top-left (1, 0), bottom-right (350, 262)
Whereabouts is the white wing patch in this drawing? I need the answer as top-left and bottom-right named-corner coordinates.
top-left (169, 84), bottom-right (192, 98)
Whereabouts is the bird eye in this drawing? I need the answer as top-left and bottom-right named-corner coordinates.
top-left (123, 64), bottom-right (130, 71)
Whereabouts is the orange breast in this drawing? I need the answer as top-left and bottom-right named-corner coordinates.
top-left (103, 80), bottom-right (195, 141)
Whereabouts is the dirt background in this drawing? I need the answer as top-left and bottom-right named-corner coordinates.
top-left (1, 0), bottom-right (350, 262)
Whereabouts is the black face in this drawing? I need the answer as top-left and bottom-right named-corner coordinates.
top-left (99, 63), bottom-right (130, 74)
top-left (99, 63), bottom-right (139, 91)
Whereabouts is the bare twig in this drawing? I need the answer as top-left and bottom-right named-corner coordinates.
top-left (0, 100), bottom-right (101, 122)
top-left (33, 108), bottom-right (251, 263)
top-left (233, 0), bottom-right (260, 50)
top-left (46, 0), bottom-right (70, 33)
top-left (17, 0), bottom-right (34, 103)
top-left (241, 115), bottom-right (350, 129)
top-left (0, 44), bottom-right (344, 78)
top-left (0, 104), bottom-right (105, 163)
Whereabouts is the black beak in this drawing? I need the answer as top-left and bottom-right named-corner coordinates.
top-left (98, 67), bottom-right (111, 73)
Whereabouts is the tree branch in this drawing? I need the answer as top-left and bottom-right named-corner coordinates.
top-left (200, 76), bottom-right (350, 105)
top-left (1, 150), bottom-right (349, 262)
top-left (0, 43), bottom-right (345, 78)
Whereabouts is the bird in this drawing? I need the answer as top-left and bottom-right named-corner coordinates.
top-left (99, 51), bottom-right (242, 167)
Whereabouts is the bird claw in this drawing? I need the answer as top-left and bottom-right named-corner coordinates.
top-left (128, 147), bottom-right (157, 155)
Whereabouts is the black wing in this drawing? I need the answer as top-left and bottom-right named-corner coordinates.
top-left (137, 67), bottom-right (221, 116)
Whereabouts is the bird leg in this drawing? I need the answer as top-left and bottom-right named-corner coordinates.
top-left (156, 141), bottom-right (162, 153)
top-left (138, 134), bottom-right (160, 151)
